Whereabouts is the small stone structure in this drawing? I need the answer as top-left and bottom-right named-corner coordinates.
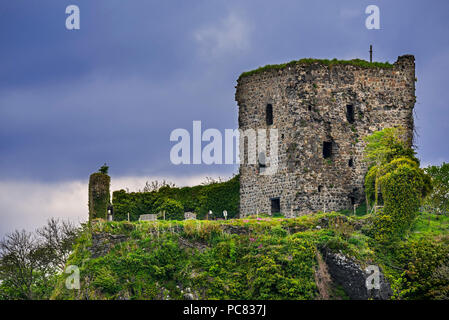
top-left (184, 212), bottom-right (196, 220)
top-left (236, 55), bottom-right (416, 216)
top-left (88, 172), bottom-right (111, 221)
top-left (139, 214), bottom-right (158, 221)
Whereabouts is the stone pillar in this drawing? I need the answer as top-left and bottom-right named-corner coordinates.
top-left (88, 172), bottom-right (111, 221)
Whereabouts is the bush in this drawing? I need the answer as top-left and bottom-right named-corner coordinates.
top-left (197, 175), bottom-right (240, 219)
top-left (112, 175), bottom-right (240, 221)
top-left (395, 237), bottom-right (449, 299)
top-left (424, 163), bottom-right (449, 215)
top-left (155, 198), bottom-right (184, 220)
top-left (372, 164), bottom-right (424, 242)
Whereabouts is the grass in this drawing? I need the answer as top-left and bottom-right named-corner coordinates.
top-left (238, 58), bottom-right (394, 80)
top-left (53, 210), bottom-right (449, 300)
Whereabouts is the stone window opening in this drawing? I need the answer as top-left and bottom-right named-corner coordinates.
top-left (346, 104), bottom-right (355, 123)
top-left (258, 152), bottom-right (266, 174)
top-left (266, 104), bottom-right (273, 126)
top-left (323, 141), bottom-right (332, 159)
top-left (258, 152), bottom-right (266, 168)
top-left (318, 185), bottom-right (323, 193)
top-left (349, 196), bottom-right (356, 206)
top-left (348, 158), bottom-right (354, 167)
top-left (308, 105), bottom-right (312, 112)
top-left (271, 197), bottom-right (280, 214)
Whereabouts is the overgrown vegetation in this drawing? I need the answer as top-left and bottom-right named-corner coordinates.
top-left (363, 127), bottom-right (432, 242)
top-left (0, 219), bottom-right (80, 300)
top-left (424, 163), bottom-right (449, 215)
top-left (3, 128), bottom-right (449, 300)
top-left (239, 58), bottom-right (393, 80)
top-left (88, 165), bottom-right (111, 221)
top-left (49, 209), bottom-right (449, 300)
top-left (112, 175), bottom-right (239, 221)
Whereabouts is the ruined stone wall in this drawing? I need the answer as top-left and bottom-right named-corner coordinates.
top-left (235, 55), bottom-right (416, 216)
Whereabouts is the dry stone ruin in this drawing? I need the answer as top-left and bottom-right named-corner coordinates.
top-left (235, 55), bottom-right (416, 216)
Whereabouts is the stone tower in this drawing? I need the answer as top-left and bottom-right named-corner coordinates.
top-left (235, 55), bottom-right (416, 216)
top-left (88, 171), bottom-right (111, 220)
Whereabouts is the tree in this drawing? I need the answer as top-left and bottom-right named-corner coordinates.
top-left (363, 127), bottom-right (419, 212)
top-left (99, 163), bottom-right (109, 174)
top-left (424, 163), bottom-right (449, 215)
top-left (141, 179), bottom-right (176, 192)
top-left (155, 198), bottom-right (184, 220)
top-left (0, 219), bottom-right (80, 300)
top-left (0, 230), bottom-right (41, 299)
top-left (36, 218), bottom-right (80, 270)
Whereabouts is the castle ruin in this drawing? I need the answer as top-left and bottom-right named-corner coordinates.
top-left (235, 55), bottom-right (416, 216)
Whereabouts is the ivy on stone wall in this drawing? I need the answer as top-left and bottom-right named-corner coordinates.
top-left (112, 175), bottom-right (240, 221)
top-left (88, 172), bottom-right (111, 221)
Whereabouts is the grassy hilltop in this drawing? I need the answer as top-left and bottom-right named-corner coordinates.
top-left (52, 211), bottom-right (449, 300)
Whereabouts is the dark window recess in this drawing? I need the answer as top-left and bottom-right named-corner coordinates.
top-left (323, 141), bottom-right (332, 159)
top-left (350, 196), bottom-right (356, 205)
top-left (258, 152), bottom-right (266, 168)
top-left (271, 198), bottom-right (280, 213)
top-left (308, 105), bottom-right (312, 111)
top-left (348, 158), bottom-right (354, 167)
top-left (346, 105), bottom-right (355, 123)
top-left (266, 104), bottom-right (273, 125)
top-left (318, 185), bottom-right (323, 192)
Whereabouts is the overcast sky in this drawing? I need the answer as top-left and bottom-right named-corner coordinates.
top-left (1, 0), bottom-right (448, 237)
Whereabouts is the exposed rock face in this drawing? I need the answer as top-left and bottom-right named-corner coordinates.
top-left (89, 232), bottom-right (128, 258)
top-left (320, 247), bottom-right (393, 300)
top-left (236, 55), bottom-right (416, 215)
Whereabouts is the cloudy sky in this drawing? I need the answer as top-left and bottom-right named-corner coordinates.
top-left (1, 0), bottom-right (448, 237)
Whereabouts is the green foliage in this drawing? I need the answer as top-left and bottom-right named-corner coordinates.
top-left (155, 198), bottom-right (184, 220)
top-left (365, 157), bottom-right (431, 208)
top-left (88, 172), bottom-right (111, 221)
top-left (49, 209), bottom-right (449, 300)
top-left (388, 237), bottom-right (449, 300)
top-left (424, 163), bottom-right (449, 215)
top-left (112, 175), bottom-right (240, 221)
top-left (239, 58), bottom-right (393, 80)
top-left (371, 164), bottom-right (424, 242)
top-left (362, 128), bottom-right (432, 242)
top-left (98, 163), bottom-right (109, 174)
top-left (364, 127), bottom-right (416, 167)
top-left (196, 175), bottom-right (240, 219)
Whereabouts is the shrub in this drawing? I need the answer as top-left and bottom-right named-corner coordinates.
top-left (112, 175), bottom-right (240, 221)
top-left (395, 237), bottom-right (449, 299)
top-left (372, 164), bottom-right (424, 241)
top-left (196, 175), bottom-right (240, 219)
top-left (424, 163), bottom-right (449, 215)
top-left (156, 198), bottom-right (184, 220)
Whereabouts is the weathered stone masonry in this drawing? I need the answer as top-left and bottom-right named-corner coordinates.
top-left (235, 55), bottom-right (416, 216)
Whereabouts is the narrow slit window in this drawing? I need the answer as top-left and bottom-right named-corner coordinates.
top-left (271, 198), bottom-right (280, 214)
top-left (348, 158), bottom-right (354, 167)
top-left (350, 196), bottom-right (355, 205)
top-left (318, 185), bottom-right (323, 193)
top-left (323, 141), bottom-right (332, 159)
top-left (346, 104), bottom-right (355, 123)
top-left (258, 152), bottom-right (266, 168)
top-left (266, 104), bottom-right (273, 126)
